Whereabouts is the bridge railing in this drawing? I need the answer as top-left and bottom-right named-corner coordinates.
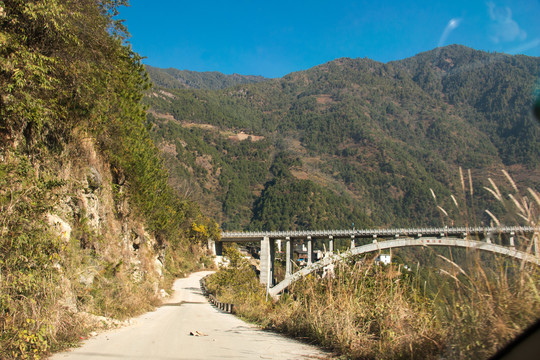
top-left (268, 236), bottom-right (540, 298)
top-left (221, 226), bottom-right (539, 240)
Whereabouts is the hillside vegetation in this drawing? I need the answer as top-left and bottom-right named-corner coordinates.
top-left (0, 1), bottom-right (216, 359)
top-left (146, 45), bottom-right (540, 230)
top-left (145, 65), bottom-right (268, 90)
top-left (207, 244), bottom-right (540, 360)
top-left (203, 128), bottom-right (540, 359)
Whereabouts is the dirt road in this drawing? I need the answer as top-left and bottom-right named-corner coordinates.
top-left (50, 271), bottom-right (331, 360)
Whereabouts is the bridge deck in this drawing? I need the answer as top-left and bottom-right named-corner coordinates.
top-left (214, 226), bottom-right (540, 299)
top-left (221, 226), bottom-right (538, 241)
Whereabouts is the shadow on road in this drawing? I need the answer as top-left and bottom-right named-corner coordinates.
top-left (161, 301), bottom-right (207, 307)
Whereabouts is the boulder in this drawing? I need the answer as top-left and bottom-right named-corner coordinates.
top-left (47, 213), bottom-right (71, 242)
top-left (86, 167), bottom-right (102, 191)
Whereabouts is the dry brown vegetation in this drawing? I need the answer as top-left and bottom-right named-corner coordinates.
top-left (207, 246), bottom-right (539, 359)
top-left (0, 133), bottom-right (215, 359)
top-left (207, 178), bottom-right (540, 359)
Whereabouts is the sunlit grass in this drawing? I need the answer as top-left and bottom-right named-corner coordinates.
top-left (207, 172), bottom-right (540, 359)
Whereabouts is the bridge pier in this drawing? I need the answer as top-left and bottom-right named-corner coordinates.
top-left (285, 237), bottom-right (293, 277)
top-left (535, 234), bottom-right (539, 259)
top-left (207, 239), bottom-right (223, 256)
top-left (509, 232), bottom-right (515, 248)
top-left (486, 232), bottom-right (492, 244)
top-left (260, 236), bottom-right (275, 286)
top-left (219, 226), bottom-right (539, 291)
top-left (307, 236), bottom-right (313, 265)
top-left (208, 239), bottom-right (215, 255)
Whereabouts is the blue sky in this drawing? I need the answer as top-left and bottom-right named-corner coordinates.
top-left (120, 0), bottom-right (540, 78)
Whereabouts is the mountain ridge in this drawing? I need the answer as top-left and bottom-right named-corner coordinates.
top-left (145, 65), bottom-right (269, 90)
top-left (144, 45), bottom-right (540, 230)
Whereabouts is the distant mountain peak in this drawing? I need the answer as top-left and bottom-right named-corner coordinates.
top-left (145, 66), bottom-right (269, 90)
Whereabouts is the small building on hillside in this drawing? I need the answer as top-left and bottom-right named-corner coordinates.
top-left (374, 253), bottom-right (391, 265)
top-left (295, 243), bottom-right (308, 264)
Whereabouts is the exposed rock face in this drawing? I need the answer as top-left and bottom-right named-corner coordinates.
top-left (87, 167), bottom-right (103, 191)
top-left (47, 137), bottom-right (167, 321)
top-left (159, 289), bottom-right (169, 299)
top-left (74, 311), bottom-right (132, 330)
top-left (47, 213), bottom-right (72, 242)
top-left (58, 277), bottom-right (78, 313)
top-left (78, 268), bottom-right (98, 287)
top-left (154, 257), bottom-right (164, 277)
top-left (82, 192), bottom-right (101, 232)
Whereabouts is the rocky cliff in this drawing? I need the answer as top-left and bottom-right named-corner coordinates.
top-left (0, 2), bottom-right (215, 358)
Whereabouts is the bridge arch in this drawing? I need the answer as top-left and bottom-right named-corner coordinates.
top-left (268, 237), bottom-right (540, 298)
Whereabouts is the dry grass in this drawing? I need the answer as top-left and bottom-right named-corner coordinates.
top-left (207, 171), bottom-right (540, 359)
top-left (438, 257), bottom-right (539, 359)
top-left (271, 261), bottom-right (443, 359)
top-left (208, 249), bottom-right (539, 360)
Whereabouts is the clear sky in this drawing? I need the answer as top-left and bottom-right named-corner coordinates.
top-left (119, 0), bottom-right (540, 78)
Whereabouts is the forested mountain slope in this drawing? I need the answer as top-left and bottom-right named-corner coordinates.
top-left (145, 45), bottom-right (540, 230)
top-left (394, 45), bottom-right (540, 165)
top-left (145, 65), bottom-right (269, 90)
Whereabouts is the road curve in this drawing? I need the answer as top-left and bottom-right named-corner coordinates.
top-left (50, 271), bottom-right (331, 360)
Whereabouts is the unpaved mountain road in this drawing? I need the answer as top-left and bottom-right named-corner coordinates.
top-left (50, 271), bottom-right (332, 360)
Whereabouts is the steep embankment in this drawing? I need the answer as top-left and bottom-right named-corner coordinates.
top-left (145, 45), bottom-right (540, 230)
top-left (0, 2), bottom-right (216, 359)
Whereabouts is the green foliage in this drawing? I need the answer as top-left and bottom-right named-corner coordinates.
top-left (146, 65), bottom-right (268, 90)
top-left (8, 320), bottom-right (51, 360)
top-left (145, 45), bottom-right (539, 230)
top-left (0, 1), bottom-right (214, 358)
top-left (395, 45), bottom-right (540, 166)
top-left (0, 154), bottom-right (63, 359)
top-left (0, 0), bottom-right (206, 243)
top-left (1, 0), bottom-right (132, 150)
top-left (250, 176), bottom-right (371, 231)
top-left (189, 216), bottom-right (221, 244)
top-left (205, 247), bottom-right (263, 304)
top-left (205, 247), bottom-right (272, 324)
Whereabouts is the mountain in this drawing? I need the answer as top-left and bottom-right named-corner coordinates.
top-left (393, 45), bottom-right (540, 165)
top-left (144, 45), bottom-right (540, 231)
top-left (145, 65), bottom-right (269, 90)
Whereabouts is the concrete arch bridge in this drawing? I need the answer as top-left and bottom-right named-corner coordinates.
top-left (215, 226), bottom-right (539, 298)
